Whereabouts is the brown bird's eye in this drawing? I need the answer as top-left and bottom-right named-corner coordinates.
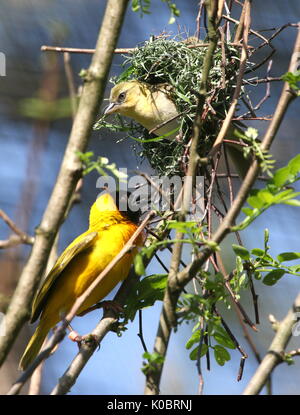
top-left (118, 92), bottom-right (126, 102)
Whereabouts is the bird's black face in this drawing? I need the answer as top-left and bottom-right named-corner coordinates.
top-left (112, 190), bottom-right (141, 225)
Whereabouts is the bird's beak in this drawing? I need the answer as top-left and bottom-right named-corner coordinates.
top-left (104, 102), bottom-right (118, 115)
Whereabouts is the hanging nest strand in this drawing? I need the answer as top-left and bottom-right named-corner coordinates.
top-left (96, 35), bottom-right (253, 176)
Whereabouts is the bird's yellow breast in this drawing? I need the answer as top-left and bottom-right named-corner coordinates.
top-left (40, 221), bottom-right (140, 325)
top-left (132, 85), bottom-right (179, 134)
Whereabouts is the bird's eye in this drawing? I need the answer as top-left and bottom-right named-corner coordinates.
top-left (118, 92), bottom-right (126, 102)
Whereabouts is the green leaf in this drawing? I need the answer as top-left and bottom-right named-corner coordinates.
top-left (131, 0), bottom-right (151, 16)
top-left (263, 269), bottom-right (285, 286)
top-left (185, 330), bottom-right (200, 350)
top-left (288, 154), bottom-right (300, 175)
top-left (283, 199), bottom-right (300, 207)
top-left (271, 153), bottom-right (300, 187)
top-left (124, 274), bottom-right (168, 321)
top-left (142, 351), bottom-right (165, 375)
top-left (175, 90), bottom-right (192, 104)
top-left (236, 255), bottom-right (243, 274)
top-left (189, 344), bottom-right (208, 361)
top-left (238, 273), bottom-right (248, 289)
top-left (272, 166), bottom-right (294, 188)
top-left (213, 329), bottom-right (236, 349)
top-left (282, 70), bottom-right (300, 91)
top-left (273, 189), bottom-right (300, 204)
top-left (232, 244), bottom-right (250, 260)
top-left (167, 221), bottom-right (199, 233)
top-left (213, 345), bottom-right (231, 366)
top-left (258, 189), bottom-right (274, 204)
top-left (116, 66), bottom-right (136, 83)
top-left (247, 191), bottom-right (266, 209)
top-left (241, 207), bottom-right (254, 216)
top-left (143, 351), bottom-right (165, 365)
top-left (277, 252), bottom-right (300, 262)
top-left (129, 126), bottom-right (179, 142)
top-left (235, 155), bottom-right (300, 231)
top-left (251, 248), bottom-right (265, 257)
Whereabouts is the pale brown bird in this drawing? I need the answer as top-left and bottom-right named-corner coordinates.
top-left (105, 80), bottom-right (250, 177)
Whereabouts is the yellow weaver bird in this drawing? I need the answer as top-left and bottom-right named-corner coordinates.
top-left (19, 192), bottom-right (142, 371)
top-left (105, 80), bottom-right (179, 138)
top-left (105, 80), bottom-right (250, 177)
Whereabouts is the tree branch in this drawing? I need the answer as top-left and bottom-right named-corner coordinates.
top-left (144, 0), bottom-right (221, 395)
top-left (243, 292), bottom-right (300, 395)
top-left (209, 0), bottom-right (251, 155)
top-left (0, 0), bottom-right (130, 368)
top-left (40, 42), bottom-right (253, 55)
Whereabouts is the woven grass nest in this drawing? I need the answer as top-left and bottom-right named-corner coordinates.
top-left (96, 36), bottom-right (244, 177)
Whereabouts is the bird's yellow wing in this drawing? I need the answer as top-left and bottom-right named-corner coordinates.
top-left (31, 231), bottom-right (98, 323)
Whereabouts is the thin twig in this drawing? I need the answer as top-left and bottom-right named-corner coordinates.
top-left (154, 253), bottom-right (170, 273)
top-left (137, 310), bottom-right (148, 353)
top-left (214, 307), bottom-right (248, 381)
top-left (147, 228), bottom-right (187, 269)
top-left (246, 49), bottom-right (275, 74)
top-left (242, 60), bottom-right (273, 118)
top-left (234, 301), bottom-right (272, 393)
top-left (196, 0), bottom-right (205, 39)
top-left (40, 42), bottom-right (254, 55)
top-left (287, 348), bottom-right (300, 358)
top-left (256, 22), bottom-right (299, 51)
top-left (196, 326), bottom-right (205, 394)
top-left (233, 116), bottom-right (272, 121)
top-left (41, 45), bottom-right (134, 54)
top-left (233, 0), bottom-right (246, 43)
top-left (216, 253), bottom-right (257, 331)
top-left (0, 209), bottom-right (34, 248)
top-left (223, 143), bottom-right (234, 205)
top-left (243, 76), bottom-right (282, 85)
top-left (209, 0), bottom-right (251, 155)
top-left (218, 26), bottom-right (227, 89)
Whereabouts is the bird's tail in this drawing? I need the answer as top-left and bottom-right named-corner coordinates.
top-left (19, 323), bottom-right (49, 371)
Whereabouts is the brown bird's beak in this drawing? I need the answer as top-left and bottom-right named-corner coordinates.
top-left (104, 102), bottom-right (118, 115)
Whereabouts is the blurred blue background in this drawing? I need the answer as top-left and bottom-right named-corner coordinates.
top-left (0, 0), bottom-right (299, 395)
